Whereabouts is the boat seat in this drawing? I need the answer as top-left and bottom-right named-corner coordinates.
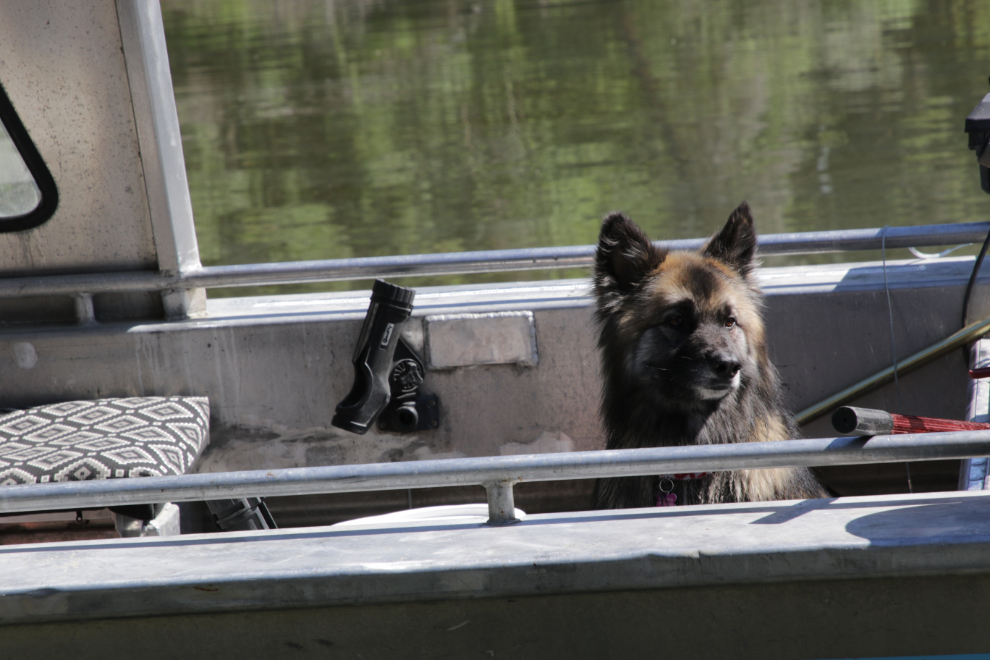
top-left (0, 396), bottom-right (210, 537)
top-left (0, 396), bottom-right (209, 484)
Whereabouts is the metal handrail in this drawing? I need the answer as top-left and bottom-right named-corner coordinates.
top-left (2, 430), bottom-right (988, 524)
top-left (2, 221), bottom-right (987, 298)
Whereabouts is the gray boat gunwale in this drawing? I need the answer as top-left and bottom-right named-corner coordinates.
top-left (1, 488), bottom-right (988, 627)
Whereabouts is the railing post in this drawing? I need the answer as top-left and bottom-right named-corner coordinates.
top-left (73, 293), bottom-right (97, 325)
top-left (484, 480), bottom-right (519, 526)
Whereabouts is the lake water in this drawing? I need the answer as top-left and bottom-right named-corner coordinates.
top-left (161, 0), bottom-right (990, 295)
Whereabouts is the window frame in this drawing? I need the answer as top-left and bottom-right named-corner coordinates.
top-left (0, 80), bottom-right (58, 232)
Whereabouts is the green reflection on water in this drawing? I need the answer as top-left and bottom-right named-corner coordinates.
top-left (161, 0), bottom-right (990, 296)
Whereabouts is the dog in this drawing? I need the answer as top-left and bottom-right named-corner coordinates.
top-left (591, 202), bottom-right (827, 509)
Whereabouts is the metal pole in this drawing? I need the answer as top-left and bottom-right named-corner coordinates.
top-left (0, 222), bottom-right (984, 298)
top-left (0, 432), bottom-right (988, 522)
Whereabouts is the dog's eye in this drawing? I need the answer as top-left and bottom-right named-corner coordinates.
top-left (725, 317), bottom-right (736, 328)
top-left (668, 315), bottom-right (683, 327)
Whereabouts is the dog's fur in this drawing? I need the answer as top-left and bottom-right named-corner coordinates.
top-left (592, 203), bottom-right (826, 509)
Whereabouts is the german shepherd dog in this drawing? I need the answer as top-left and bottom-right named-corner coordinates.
top-left (592, 203), bottom-right (826, 508)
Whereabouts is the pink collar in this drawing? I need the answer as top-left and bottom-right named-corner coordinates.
top-left (656, 472), bottom-right (711, 507)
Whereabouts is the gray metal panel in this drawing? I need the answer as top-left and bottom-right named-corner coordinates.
top-left (770, 258), bottom-right (987, 440)
top-left (0, 574), bottom-right (988, 659)
top-left (1, 489), bottom-right (990, 627)
top-left (425, 311), bottom-right (538, 369)
top-left (0, 1), bottom-right (157, 273)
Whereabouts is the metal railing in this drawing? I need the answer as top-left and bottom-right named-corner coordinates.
top-left (2, 430), bottom-right (988, 525)
top-left (3, 221), bottom-right (987, 301)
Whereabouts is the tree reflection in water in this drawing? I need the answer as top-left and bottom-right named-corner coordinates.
top-left (161, 0), bottom-right (990, 296)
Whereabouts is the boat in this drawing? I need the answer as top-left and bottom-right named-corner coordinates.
top-left (2, 2), bottom-right (990, 658)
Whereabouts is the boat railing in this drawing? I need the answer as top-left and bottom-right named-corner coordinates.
top-left (2, 221), bottom-right (987, 305)
top-left (2, 430), bottom-right (988, 525)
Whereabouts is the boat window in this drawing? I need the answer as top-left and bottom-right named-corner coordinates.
top-left (0, 81), bottom-right (57, 231)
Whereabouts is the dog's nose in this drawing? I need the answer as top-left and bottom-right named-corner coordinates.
top-left (711, 356), bottom-right (741, 379)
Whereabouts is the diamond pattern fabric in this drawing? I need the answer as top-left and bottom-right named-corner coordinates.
top-left (0, 397), bottom-right (209, 485)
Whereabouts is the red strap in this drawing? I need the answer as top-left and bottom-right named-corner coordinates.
top-left (970, 367), bottom-right (990, 379)
top-left (663, 472), bottom-right (709, 480)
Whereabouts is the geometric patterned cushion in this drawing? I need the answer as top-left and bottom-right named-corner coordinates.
top-left (0, 397), bottom-right (209, 485)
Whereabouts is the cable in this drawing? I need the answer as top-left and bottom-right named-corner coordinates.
top-left (961, 225), bottom-right (990, 327)
top-left (881, 227), bottom-right (903, 414)
top-left (882, 227), bottom-right (912, 493)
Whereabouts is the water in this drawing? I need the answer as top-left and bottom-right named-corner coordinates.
top-left (161, 0), bottom-right (990, 296)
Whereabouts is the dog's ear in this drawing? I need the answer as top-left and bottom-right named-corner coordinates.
top-left (703, 202), bottom-right (757, 277)
top-left (595, 212), bottom-right (666, 292)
